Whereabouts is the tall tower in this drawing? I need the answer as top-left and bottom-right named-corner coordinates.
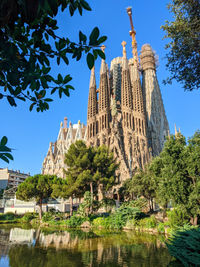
top-left (97, 45), bottom-right (111, 145)
top-left (86, 7), bottom-right (169, 184)
top-left (127, 7), bottom-right (149, 169)
top-left (140, 44), bottom-right (169, 156)
top-left (87, 66), bottom-right (98, 145)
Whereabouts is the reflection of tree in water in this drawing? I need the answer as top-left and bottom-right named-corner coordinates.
top-left (9, 246), bottom-right (83, 267)
top-left (7, 229), bottom-right (172, 267)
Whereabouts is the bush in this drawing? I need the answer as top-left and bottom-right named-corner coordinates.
top-left (65, 215), bottom-right (86, 228)
top-left (100, 198), bottom-right (116, 213)
top-left (167, 207), bottom-right (190, 228)
top-left (115, 206), bottom-right (145, 221)
top-left (92, 217), bottom-right (111, 228)
top-left (138, 216), bottom-right (157, 229)
top-left (125, 218), bottom-right (139, 228)
top-left (121, 199), bottom-right (148, 211)
top-left (166, 228), bottom-right (200, 266)
top-left (0, 212), bottom-right (16, 221)
top-left (42, 212), bottom-right (54, 222)
top-left (157, 222), bottom-right (165, 233)
top-left (21, 212), bottom-right (37, 223)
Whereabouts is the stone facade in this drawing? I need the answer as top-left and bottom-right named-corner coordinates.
top-left (42, 8), bottom-right (169, 184)
top-left (42, 118), bottom-right (87, 178)
top-left (86, 8), bottom-right (169, 183)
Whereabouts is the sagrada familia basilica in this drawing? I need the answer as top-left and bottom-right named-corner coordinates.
top-left (42, 7), bottom-right (169, 183)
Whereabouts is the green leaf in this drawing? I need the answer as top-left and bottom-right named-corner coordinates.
top-left (81, 0), bottom-right (92, 11)
top-left (0, 136), bottom-right (8, 146)
top-left (44, 98), bottom-right (53, 102)
top-left (96, 49), bottom-right (106, 60)
top-left (78, 5), bottom-right (82, 15)
top-left (43, 67), bottom-right (51, 75)
top-left (89, 27), bottom-right (100, 45)
top-left (62, 56), bottom-right (69, 65)
top-left (29, 103), bottom-right (35, 111)
top-left (64, 75), bottom-right (72, 83)
top-left (87, 53), bottom-right (94, 70)
top-left (57, 56), bottom-right (60, 65)
top-left (97, 36), bottom-right (107, 45)
top-left (7, 96), bottom-right (17, 107)
top-left (0, 93), bottom-right (3, 99)
top-left (59, 39), bottom-right (67, 50)
top-left (79, 31), bottom-right (87, 44)
top-left (0, 155), bottom-right (9, 164)
top-left (4, 153), bottom-right (13, 160)
top-left (51, 87), bottom-right (57, 94)
top-left (66, 85), bottom-right (74, 90)
top-left (63, 88), bottom-right (70, 96)
top-left (59, 88), bottom-right (62, 98)
top-left (58, 74), bottom-right (63, 83)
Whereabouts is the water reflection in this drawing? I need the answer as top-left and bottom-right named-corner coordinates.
top-left (0, 226), bottom-right (172, 267)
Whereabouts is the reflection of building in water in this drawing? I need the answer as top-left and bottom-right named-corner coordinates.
top-left (9, 228), bottom-right (35, 244)
top-left (0, 229), bottom-right (10, 259)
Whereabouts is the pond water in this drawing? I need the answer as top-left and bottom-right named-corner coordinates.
top-left (0, 226), bottom-right (173, 267)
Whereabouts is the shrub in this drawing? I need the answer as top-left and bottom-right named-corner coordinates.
top-left (92, 217), bottom-right (111, 228)
top-left (42, 212), bottom-right (54, 222)
top-left (167, 207), bottom-right (190, 228)
top-left (138, 216), bottom-right (157, 229)
top-left (115, 206), bottom-right (145, 221)
top-left (157, 222), bottom-right (165, 233)
top-left (100, 198), bottom-right (116, 213)
top-left (65, 215), bottom-right (86, 228)
top-left (21, 212), bottom-right (37, 223)
top-left (0, 212), bottom-right (16, 221)
top-left (166, 228), bottom-right (200, 266)
top-left (121, 199), bottom-right (148, 211)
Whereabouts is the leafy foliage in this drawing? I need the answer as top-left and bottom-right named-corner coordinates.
top-left (16, 174), bottom-right (61, 219)
top-left (167, 207), bottom-right (190, 228)
top-left (0, 0), bottom-right (107, 112)
top-left (53, 141), bottom-right (119, 206)
top-left (65, 215), bottom-right (86, 228)
top-left (166, 228), bottom-right (200, 266)
top-left (0, 136), bottom-right (13, 163)
top-left (77, 191), bottom-right (100, 217)
top-left (162, 0), bottom-right (200, 90)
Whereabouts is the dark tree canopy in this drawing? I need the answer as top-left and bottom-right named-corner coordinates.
top-left (0, 0), bottom-right (107, 112)
top-left (16, 174), bottom-right (61, 219)
top-left (0, 0), bottom-right (107, 163)
top-left (162, 0), bottom-right (200, 91)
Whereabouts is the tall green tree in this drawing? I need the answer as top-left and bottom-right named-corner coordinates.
top-left (185, 131), bottom-right (200, 225)
top-left (16, 174), bottom-right (61, 220)
top-left (93, 145), bottom-right (119, 200)
top-left (130, 164), bottom-right (157, 212)
top-left (162, 0), bottom-right (200, 90)
top-left (52, 141), bottom-right (91, 215)
top-left (54, 141), bottom-right (119, 214)
top-left (156, 132), bottom-right (200, 224)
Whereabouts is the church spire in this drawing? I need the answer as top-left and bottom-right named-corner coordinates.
top-left (87, 66), bottom-right (98, 120)
top-left (100, 45), bottom-right (107, 74)
top-left (98, 45), bottom-right (110, 132)
top-left (121, 41), bottom-right (133, 111)
top-left (127, 7), bottom-right (139, 67)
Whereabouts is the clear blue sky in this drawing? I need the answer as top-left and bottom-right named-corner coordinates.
top-left (1, 0), bottom-right (199, 175)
